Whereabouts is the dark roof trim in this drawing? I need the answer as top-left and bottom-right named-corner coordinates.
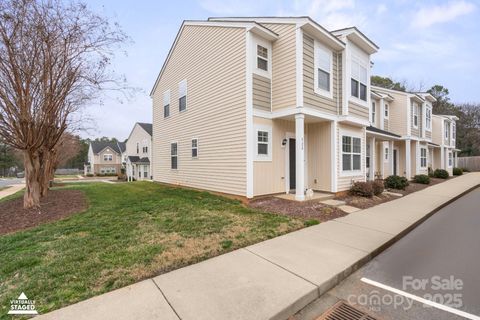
top-left (366, 126), bottom-right (401, 138)
top-left (137, 123), bottom-right (153, 136)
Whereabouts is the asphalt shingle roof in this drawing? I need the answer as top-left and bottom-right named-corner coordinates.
top-left (138, 123), bottom-right (153, 136)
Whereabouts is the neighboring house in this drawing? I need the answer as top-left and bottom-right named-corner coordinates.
top-left (125, 122), bottom-right (153, 181)
top-left (367, 86), bottom-right (437, 179)
top-left (150, 17), bottom-right (379, 200)
top-left (84, 141), bottom-right (126, 175)
top-left (431, 114), bottom-right (459, 175)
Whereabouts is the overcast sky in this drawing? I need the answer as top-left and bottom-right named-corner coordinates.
top-left (82, 0), bottom-right (479, 140)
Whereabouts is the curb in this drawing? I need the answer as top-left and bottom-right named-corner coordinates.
top-left (293, 182), bottom-right (480, 316)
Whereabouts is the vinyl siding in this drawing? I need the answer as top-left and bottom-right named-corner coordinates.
top-left (307, 121), bottom-right (332, 191)
top-left (253, 117), bottom-right (294, 196)
top-left (425, 131), bottom-right (432, 140)
top-left (302, 34), bottom-right (341, 115)
top-left (151, 25), bottom-right (247, 196)
top-left (337, 123), bottom-right (366, 191)
top-left (432, 117), bottom-right (443, 145)
top-left (262, 23), bottom-right (297, 110)
top-left (384, 119), bottom-right (389, 131)
top-left (382, 91), bottom-right (408, 136)
top-left (252, 73), bottom-right (271, 111)
top-left (349, 101), bottom-right (369, 121)
top-left (411, 103), bottom-right (423, 138)
top-left (126, 124), bottom-right (152, 161)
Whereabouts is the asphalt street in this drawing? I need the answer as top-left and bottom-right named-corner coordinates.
top-left (0, 178), bottom-right (24, 188)
top-left (296, 187), bottom-right (480, 320)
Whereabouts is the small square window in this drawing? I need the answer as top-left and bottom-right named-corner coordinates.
top-left (257, 131), bottom-right (269, 155)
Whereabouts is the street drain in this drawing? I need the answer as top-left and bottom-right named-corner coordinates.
top-left (317, 301), bottom-right (378, 320)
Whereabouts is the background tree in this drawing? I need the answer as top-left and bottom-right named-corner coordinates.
top-left (0, 0), bottom-right (127, 208)
top-left (371, 75), bottom-right (407, 91)
top-left (0, 139), bottom-right (18, 176)
top-left (62, 137), bottom-right (89, 169)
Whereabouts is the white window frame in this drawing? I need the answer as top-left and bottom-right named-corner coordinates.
top-left (371, 101), bottom-right (376, 124)
top-left (170, 142), bottom-right (178, 170)
top-left (103, 154), bottom-right (113, 161)
top-left (384, 103), bottom-right (389, 119)
top-left (191, 138), bottom-right (198, 158)
top-left (413, 103), bottom-right (419, 129)
top-left (349, 45), bottom-right (369, 107)
top-left (163, 90), bottom-right (170, 118)
top-left (313, 40), bottom-right (333, 99)
top-left (384, 147), bottom-right (389, 162)
top-left (420, 147), bottom-right (427, 168)
top-left (426, 106), bottom-right (432, 131)
top-left (178, 79), bottom-right (187, 112)
top-left (340, 133), bottom-right (362, 176)
top-left (445, 122), bottom-right (449, 139)
top-left (254, 124), bottom-right (272, 161)
top-left (452, 123), bottom-right (456, 140)
top-left (448, 151), bottom-right (453, 168)
top-left (252, 36), bottom-right (272, 78)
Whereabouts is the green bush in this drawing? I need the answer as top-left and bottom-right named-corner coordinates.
top-left (413, 174), bottom-right (430, 184)
top-left (453, 167), bottom-right (463, 176)
top-left (384, 175), bottom-right (409, 190)
top-left (304, 219), bottom-right (320, 227)
top-left (428, 167), bottom-right (434, 177)
top-left (85, 173), bottom-right (94, 177)
top-left (434, 169), bottom-right (449, 179)
top-left (350, 181), bottom-right (374, 197)
top-left (372, 180), bottom-right (384, 196)
top-left (462, 167), bottom-right (470, 172)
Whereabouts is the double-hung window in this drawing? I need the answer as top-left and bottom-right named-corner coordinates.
top-left (163, 90), bottom-right (170, 118)
top-left (366, 143), bottom-right (370, 168)
top-left (448, 152), bottom-right (453, 167)
top-left (342, 136), bottom-right (361, 172)
top-left (371, 102), bottom-right (376, 124)
top-left (426, 107), bottom-right (432, 130)
top-left (420, 148), bottom-right (427, 168)
top-left (257, 131), bottom-right (269, 156)
top-left (171, 142), bottom-right (178, 169)
top-left (384, 147), bottom-right (389, 162)
top-left (103, 154), bottom-right (112, 161)
top-left (445, 122), bottom-right (449, 139)
top-left (314, 42), bottom-right (332, 94)
top-left (179, 80), bottom-right (187, 112)
top-left (413, 103), bottom-right (419, 128)
top-left (257, 45), bottom-right (268, 71)
top-left (351, 60), bottom-right (367, 101)
top-left (136, 143), bottom-right (139, 154)
top-left (452, 124), bottom-right (456, 140)
top-left (191, 139), bottom-right (198, 158)
top-left (384, 103), bottom-right (389, 118)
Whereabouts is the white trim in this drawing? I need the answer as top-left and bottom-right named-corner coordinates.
top-left (253, 38), bottom-right (272, 78)
top-left (295, 27), bottom-right (304, 108)
top-left (191, 138), bottom-right (198, 158)
top-left (415, 140), bottom-right (420, 175)
top-left (412, 102), bottom-right (419, 129)
top-left (448, 150), bottom-right (453, 168)
top-left (342, 39), bottom-right (349, 115)
top-left (406, 98), bottom-right (412, 136)
top-left (405, 139), bottom-right (411, 178)
top-left (331, 121), bottom-right (338, 192)
top-left (383, 102), bottom-right (389, 120)
top-left (425, 104), bottom-right (432, 131)
top-left (361, 278), bottom-right (480, 320)
top-left (178, 79), bottom-right (187, 112)
top-left (383, 146), bottom-right (389, 163)
top-left (254, 124), bottom-right (272, 161)
top-left (313, 40), bottom-right (333, 99)
top-left (163, 89), bottom-right (171, 118)
top-left (420, 146), bottom-right (427, 168)
top-left (389, 140), bottom-right (394, 175)
top-left (246, 31), bottom-right (254, 198)
top-left (295, 113), bottom-right (305, 200)
top-left (339, 129), bottom-right (363, 177)
top-left (170, 141), bottom-right (178, 170)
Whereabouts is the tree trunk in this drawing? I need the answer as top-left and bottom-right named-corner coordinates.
top-left (23, 150), bottom-right (41, 209)
top-left (39, 149), bottom-right (57, 197)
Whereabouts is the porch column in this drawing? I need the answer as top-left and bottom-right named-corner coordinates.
top-left (415, 140), bottom-right (420, 175)
top-left (379, 98), bottom-right (385, 130)
top-left (405, 139), bottom-right (411, 178)
top-left (295, 113), bottom-right (305, 201)
top-left (389, 140), bottom-right (394, 176)
top-left (370, 137), bottom-right (376, 180)
top-left (381, 142), bottom-right (385, 178)
top-left (440, 146), bottom-right (445, 169)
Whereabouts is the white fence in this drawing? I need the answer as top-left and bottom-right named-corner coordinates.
top-left (458, 156), bottom-right (480, 172)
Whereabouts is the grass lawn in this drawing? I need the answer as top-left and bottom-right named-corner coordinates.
top-left (0, 182), bottom-right (303, 318)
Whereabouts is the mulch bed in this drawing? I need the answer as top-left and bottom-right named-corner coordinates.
top-left (388, 177), bottom-right (447, 196)
top-left (249, 197), bottom-right (348, 221)
top-left (0, 189), bottom-right (87, 236)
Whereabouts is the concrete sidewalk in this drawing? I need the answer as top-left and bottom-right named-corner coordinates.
top-left (0, 184), bottom-right (25, 200)
top-left (37, 173), bottom-right (480, 320)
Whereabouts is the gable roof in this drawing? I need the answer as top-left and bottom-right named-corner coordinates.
top-left (331, 27), bottom-right (379, 54)
top-left (90, 141), bottom-right (122, 155)
top-left (118, 141), bottom-right (126, 153)
top-left (150, 20), bottom-right (278, 96)
top-left (138, 123), bottom-right (153, 136)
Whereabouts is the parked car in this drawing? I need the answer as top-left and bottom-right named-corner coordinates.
top-left (16, 171), bottom-right (25, 178)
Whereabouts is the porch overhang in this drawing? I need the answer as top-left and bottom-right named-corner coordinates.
top-left (366, 126), bottom-right (401, 141)
top-left (428, 142), bottom-right (441, 148)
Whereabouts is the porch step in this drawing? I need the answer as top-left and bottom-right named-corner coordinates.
top-left (319, 199), bottom-right (346, 206)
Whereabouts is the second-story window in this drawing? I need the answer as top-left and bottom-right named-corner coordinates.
top-left (257, 45), bottom-right (268, 71)
top-left (426, 107), bottom-right (432, 130)
top-left (384, 103), bottom-right (389, 118)
top-left (351, 60), bottom-right (367, 101)
top-left (103, 154), bottom-right (113, 161)
top-left (445, 122), bottom-right (449, 139)
top-left (314, 42), bottom-right (332, 94)
top-left (452, 123), bottom-right (456, 140)
top-left (179, 80), bottom-right (187, 112)
top-left (413, 103), bottom-right (419, 128)
top-left (371, 102), bottom-right (376, 124)
top-left (163, 90), bottom-right (170, 118)
top-left (136, 142), bottom-right (139, 154)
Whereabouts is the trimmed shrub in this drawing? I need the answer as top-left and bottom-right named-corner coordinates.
top-left (434, 169), bottom-right (449, 179)
top-left (372, 180), bottom-right (384, 196)
top-left (350, 181), bottom-right (374, 197)
top-left (413, 174), bottom-right (430, 184)
top-left (384, 175), bottom-right (409, 190)
top-left (428, 167), bottom-right (434, 177)
top-left (453, 167), bottom-right (463, 176)
top-left (86, 173), bottom-right (94, 177)
top-left (462, 167), bottom-right (470, 172)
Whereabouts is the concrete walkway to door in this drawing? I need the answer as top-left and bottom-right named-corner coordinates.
top-left (36, 173), bottom-right (480, 320)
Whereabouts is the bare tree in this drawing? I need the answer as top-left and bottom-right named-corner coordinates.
top-left (0, 0), bottom-right (127, 208)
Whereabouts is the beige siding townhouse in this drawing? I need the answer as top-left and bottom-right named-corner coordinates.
top-left (366, 86), bottom-right (438, 178)
top-left (151, 17), bottom-right (380, 200)
top-left (84, 141), bottom-right (126, 175)
top-left (125, 122), bottom-right (153, 181)
top-left (431, 114), bottom-right (459, 175)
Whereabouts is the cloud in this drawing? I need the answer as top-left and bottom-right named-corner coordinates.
top-left (411, 0), bottom-right (476, 28)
